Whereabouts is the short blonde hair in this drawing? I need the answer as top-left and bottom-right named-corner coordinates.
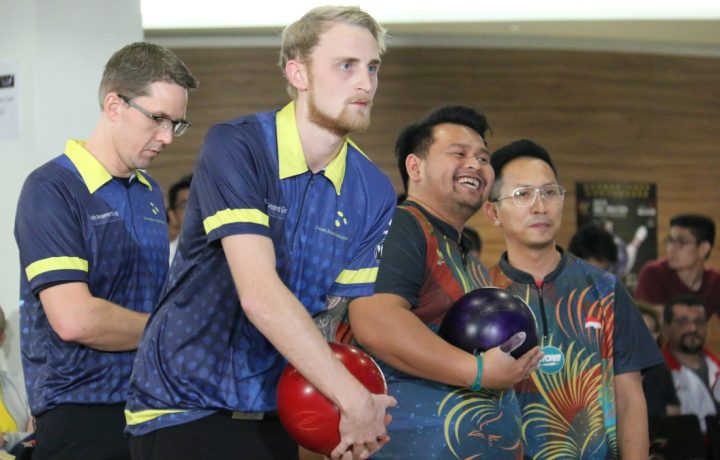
top-left (279, 6), bottom-right (386, 99)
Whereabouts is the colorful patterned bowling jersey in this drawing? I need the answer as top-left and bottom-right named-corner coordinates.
top-left (14, 140), bottom-right (168, 415)
top-left (490, 250), bottom-right (663, 460)
top-left (125, 102), bottom-right (396, 435)
top-left (367, 201), bottom-right (523, 459)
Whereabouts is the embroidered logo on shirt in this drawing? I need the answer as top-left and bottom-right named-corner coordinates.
top-left (89, 210), bottom-right (120, 225)
top-left (149, 202), bottom-right (160, 215)
top-left (585, 315), bottom-right (601, 329)
top-left (317, 210), bottom-right (350, 240)
top-left (265, 199), bottom-right (288, 220)
top-left (335, 211), bottom-right (348, 228)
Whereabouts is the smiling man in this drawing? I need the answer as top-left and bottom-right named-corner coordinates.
top-left (484, 139), bottom-right (663, 459)
top-left (14, 42), bottom-right (198, 460)
top-left (124, 6), bottom-right (397, 460)
top-left (348, 106), bottom-right (541, 459)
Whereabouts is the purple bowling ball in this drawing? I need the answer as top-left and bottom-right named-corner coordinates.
top-left (440, 287), bottom-right (539, 358)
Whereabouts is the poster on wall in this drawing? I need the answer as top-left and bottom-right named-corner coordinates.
top-left (576, 182), bottom-right (657, 290)
top-left (0, 62), bottom-right (20, 141)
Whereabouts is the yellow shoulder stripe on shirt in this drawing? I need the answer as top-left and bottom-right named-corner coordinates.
top-left (124, 409), bottom-right (189, 426)
top-left (203, 209), bottom-right (269, 234)
top-left (25, 257), bottom-right (88, 281)
top-left (334, 268), bottom-right (378, 285)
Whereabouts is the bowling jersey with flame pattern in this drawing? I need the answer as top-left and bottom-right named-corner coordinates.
top-left (367, 201), bottom-right (523, 459)
top-left (124, 102), bottom-right (396, 436)
top-left (489, 250), bottom-right (663, 460)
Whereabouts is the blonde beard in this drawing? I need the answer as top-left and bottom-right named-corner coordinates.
top-left (307, 84), bottom-right (371, 136)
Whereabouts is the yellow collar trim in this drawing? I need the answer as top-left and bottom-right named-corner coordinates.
top-left (276, 102), bottom-right (352, 196)
top-left (64, 140), bottom-right (152, 193)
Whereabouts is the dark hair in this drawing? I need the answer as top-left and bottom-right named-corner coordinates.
top-left (670, 214), bottom-right (715, 256)
top-left (663, 293), bottom-right (706, 324)
top-left (168, 174), bottom-right (193, 210)
top-left (568, 224), bottom-right (618, 264)
top-left (395, 105), bottom-right (490, 192)
top-left (489, 139), bottom-right (557, 201)
top-left (99, 42), bottom-right (198, 108)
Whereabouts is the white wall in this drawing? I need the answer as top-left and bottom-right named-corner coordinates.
top-left (0, 0), bottom-right (142, 375)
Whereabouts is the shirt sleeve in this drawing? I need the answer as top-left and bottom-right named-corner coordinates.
top-left (14, 172), bottom-right (88, 294)
top-left (371, 208), bottom-right (427, 307)
top-left (193, 122), bottom-right (272, 243)
top-left (613, 280), bottom-right (665, 374)
top-left (327, 180), bottom-right (396, 299)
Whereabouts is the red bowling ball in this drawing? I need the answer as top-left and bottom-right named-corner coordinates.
top-left (440, 287), bottom-right (539, 358)
top-left (276, 342), bottom-right (387, 455)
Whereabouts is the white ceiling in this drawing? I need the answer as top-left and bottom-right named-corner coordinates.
top-left (142, 1), bottom-right (720, 57)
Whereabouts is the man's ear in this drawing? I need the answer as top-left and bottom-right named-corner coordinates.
top-left (405, 153), bottom-right (423, 183)
top-left (285, 59), bottom-right (309, 93)
top-left (104, 92), bottom-right (123, 121)
top-left (484, 201), bottom-right (500, 226)
top-left (699, 241), bottom-right (712, 260)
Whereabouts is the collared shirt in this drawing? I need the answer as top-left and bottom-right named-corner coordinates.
top-left (14, 140), bottom-right (168, 415)
top-left (663, 347), bottom-right (720, 432)
top-left (490, 250), bottom-right (663, 459)
top-left (125, 103), bottom-right (395, 436)
top-left (366, 201), bottom-right (522, 459)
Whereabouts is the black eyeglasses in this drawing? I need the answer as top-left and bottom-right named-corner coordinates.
top-left (118, 94), bottom-right (191, 137)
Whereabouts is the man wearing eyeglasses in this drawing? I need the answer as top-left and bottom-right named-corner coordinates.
top-left (635, 215), bottom-right (720, 329)
top-left (14, 43), bottom-right (198, 460)
top-left (660, 294), bottom-right (720, 432)
top-left (484, 139), bottom-right (663, 459)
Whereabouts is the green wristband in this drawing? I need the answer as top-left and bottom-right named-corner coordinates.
top-left (471, 353), bottom-right (483, 391)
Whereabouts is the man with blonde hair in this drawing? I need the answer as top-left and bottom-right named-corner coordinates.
top-left (126, 6), bottom-right (397, 459)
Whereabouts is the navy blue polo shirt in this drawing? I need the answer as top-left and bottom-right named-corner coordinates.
top-left (14, 140), bottom-right (169, 416)
top-left (125, 102), bottom-right (396, 435)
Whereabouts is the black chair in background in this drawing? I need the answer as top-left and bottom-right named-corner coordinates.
top-left (705, 415), bottom-right (720, 460)
top-left (649, 414), bottom-right (706, 460)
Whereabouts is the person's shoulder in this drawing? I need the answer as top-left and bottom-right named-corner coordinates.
top-left (639, 258), bottom-right (666, 274)
top-left (567, 254), bottom-right (620, 285)
top-left (704, 348), bottom-right (720, 367)
top-left (200, 111), bottom-right (274, 164)
top-left (390, 205), bottom-right (423, 230)
top-left (567, 252), bottom-right (609, 276)
top-left (20, 156), bottom-right (76, 201)
top-left (207, 111), bottom-right (265, 137)
top-left (24, 155), bottom-right (67, 183)
top-left (705, 266), bottom-right (720, 280)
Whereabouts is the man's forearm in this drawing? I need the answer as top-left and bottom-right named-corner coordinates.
top-left (40, 282), bottom-right (149, 351)
top-left (616, 372), bottom-right (649, 459)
